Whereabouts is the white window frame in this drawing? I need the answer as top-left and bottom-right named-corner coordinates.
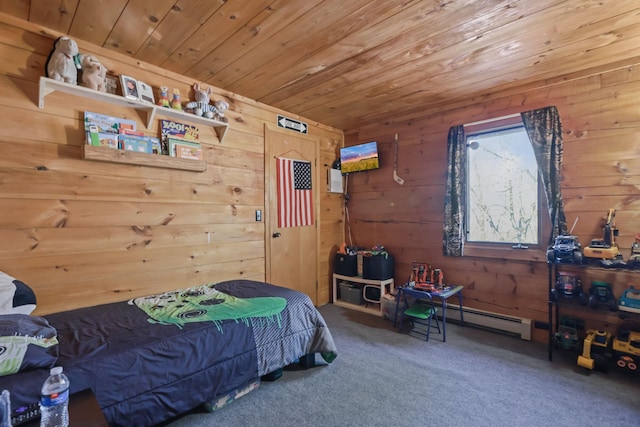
top-left (462, 115), bottom-right (550, 261)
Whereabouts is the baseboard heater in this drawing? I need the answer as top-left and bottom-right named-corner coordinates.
top-left (438, 303), bottom-right (532, 341)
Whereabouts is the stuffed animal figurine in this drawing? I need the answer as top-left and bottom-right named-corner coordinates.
top-left (184, 83), bottom-right (216, 118)
top-left (213, 100), bottom-right (229, 123)
top-left (171, 88), bottom-right (182, 110)
top-left (80, 55), bottom-right (107, 92)
top-left (157, 86), bottom-right (170, 107)
top-left (45, 36), bottom-right (81, 84)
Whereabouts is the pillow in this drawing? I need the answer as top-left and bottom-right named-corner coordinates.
top-left (0, 314), bottom-right (58, 377)
top-left (0, 272), bottom-right (36, 315)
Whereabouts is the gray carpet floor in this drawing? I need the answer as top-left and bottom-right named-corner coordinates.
top-left (164, 304), bottom-right (639, 427)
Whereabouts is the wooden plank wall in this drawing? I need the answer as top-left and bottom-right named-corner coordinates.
top-left (0, 13), bottom-right (343, 315)
top-left (344, 60), bottom-right (640, 342)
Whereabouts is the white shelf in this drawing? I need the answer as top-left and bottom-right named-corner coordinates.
top-left (333, 299), bottom-right (383, 316)
top-left (332, 273), bottom-right (394, 317)
top-left (38, 77), bottom-right (229, 142)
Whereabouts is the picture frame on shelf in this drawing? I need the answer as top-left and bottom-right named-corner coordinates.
top-left (104, 73), bottom-right (118, 95)
top-left (120, 75), bottom-right (139, 100)
top-left (137, 81), bottom-right (155, 104)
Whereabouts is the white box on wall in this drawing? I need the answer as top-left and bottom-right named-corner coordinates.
top-left (327, 169), bottom-right (343, 193)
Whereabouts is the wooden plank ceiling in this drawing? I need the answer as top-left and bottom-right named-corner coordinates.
top-left (5, 0), bottom-right (640, 131)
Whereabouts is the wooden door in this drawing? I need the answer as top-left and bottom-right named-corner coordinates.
top-left (265, 124), bottom-right (319, 304)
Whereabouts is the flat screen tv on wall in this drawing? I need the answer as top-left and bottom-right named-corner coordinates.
top-left (340, 141), bottom-right (379, 174)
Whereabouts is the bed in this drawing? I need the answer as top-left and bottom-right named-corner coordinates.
top-left (0, 278), bottom-right (337, 426)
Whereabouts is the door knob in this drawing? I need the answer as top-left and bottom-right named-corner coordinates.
top-left (272, 232), bottom-right (281, 238)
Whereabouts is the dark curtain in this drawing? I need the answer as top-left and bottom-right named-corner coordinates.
top-left (442, 106), bottom-right (566, 256)
top-left (521, 106), bottom-right (567, 244)
top-left (442, 125), bottom-right (466, 256)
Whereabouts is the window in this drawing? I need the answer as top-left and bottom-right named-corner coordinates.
top-left (443, 106), bottom-right (564, 260)
top-left (463, 115), bottom-right (549, 255)
top-left (466, 123), bottom-right (537, 244)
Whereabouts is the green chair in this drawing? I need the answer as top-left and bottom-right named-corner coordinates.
top-left (397, 287), bottom-right (441, 341)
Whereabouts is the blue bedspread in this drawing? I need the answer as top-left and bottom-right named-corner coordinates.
top-left (0, 280), bottom-right (337, 426)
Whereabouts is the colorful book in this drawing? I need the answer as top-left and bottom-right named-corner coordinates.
top-left (161, 119), bottom-right (199, 142)
top-left (145, 136), bottom-right (162, 155)
top-left (117, 134), bottom-right (159, 154)
top-left (84, 111), bottom-right (136, 134)
top-left (119, 128), bottom-right (145, 137)
top-left (86, 126), bottom-right (118, 149)
top-left (84, 111), bottom-right (137, 148)
top-left (120, 135), bottom-right (150, 153)
top-left (168, 138), bottom-right (203, 160)
top-left (84, 112), bottom-right (119, 134)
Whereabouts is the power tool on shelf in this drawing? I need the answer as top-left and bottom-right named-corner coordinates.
top-left (628, 233), bottom-right (640, 269)
top-left (582, 208), bottom-right (623, 265)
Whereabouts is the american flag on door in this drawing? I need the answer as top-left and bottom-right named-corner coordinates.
top-left (276, 157), bottom-right (314, 227)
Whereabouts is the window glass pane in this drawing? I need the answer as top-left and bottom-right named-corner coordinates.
top-left (466, 126), bottom-right (538, 244)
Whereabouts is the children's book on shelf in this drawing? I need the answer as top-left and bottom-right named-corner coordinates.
top-left (147, 137), bottom-right (162, 155)
top-left (160, 119), bottom-right (200, 157)
top-left (160, 119), bottom-right (199, 142)
top-left (120, 135), bottom-right (150, 153)
top-left (168, 138), bottom-right (203, 161)
top-left (84, 111), bottom-right (136, 133)
top-left (84, 111), bottom-right (137, 148)
top-left (86, 125), bottom-right (118, 148)
top-left (120, 128), bottom-right (144, 137)
top-left (119, 134), bottom-right (161, 154)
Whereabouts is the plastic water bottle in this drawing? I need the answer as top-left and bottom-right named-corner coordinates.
top-left (0, 390), bottom-right (11, 427)
top-left (40, 366), bottom-right (69, 427)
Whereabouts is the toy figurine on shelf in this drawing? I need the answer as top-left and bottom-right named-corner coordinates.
top-left (618, 285), bottom-right (640, 314)
top-left (577, 320), bottom-right (640, 372)
top-left (184, 83), bottom-right (217, 118)
top-left (79, 54), bottom-right (107, 92)
top-left (171, 88), bottom-right (182, 110)
top-left (628, 233), bottom-right (640, 269)
top-left (213, 100), bottom-right (229, 123)
top-left (45, 36), bottom-right (81, 84)
top-left (157, 86), bottom-right (170, 108)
